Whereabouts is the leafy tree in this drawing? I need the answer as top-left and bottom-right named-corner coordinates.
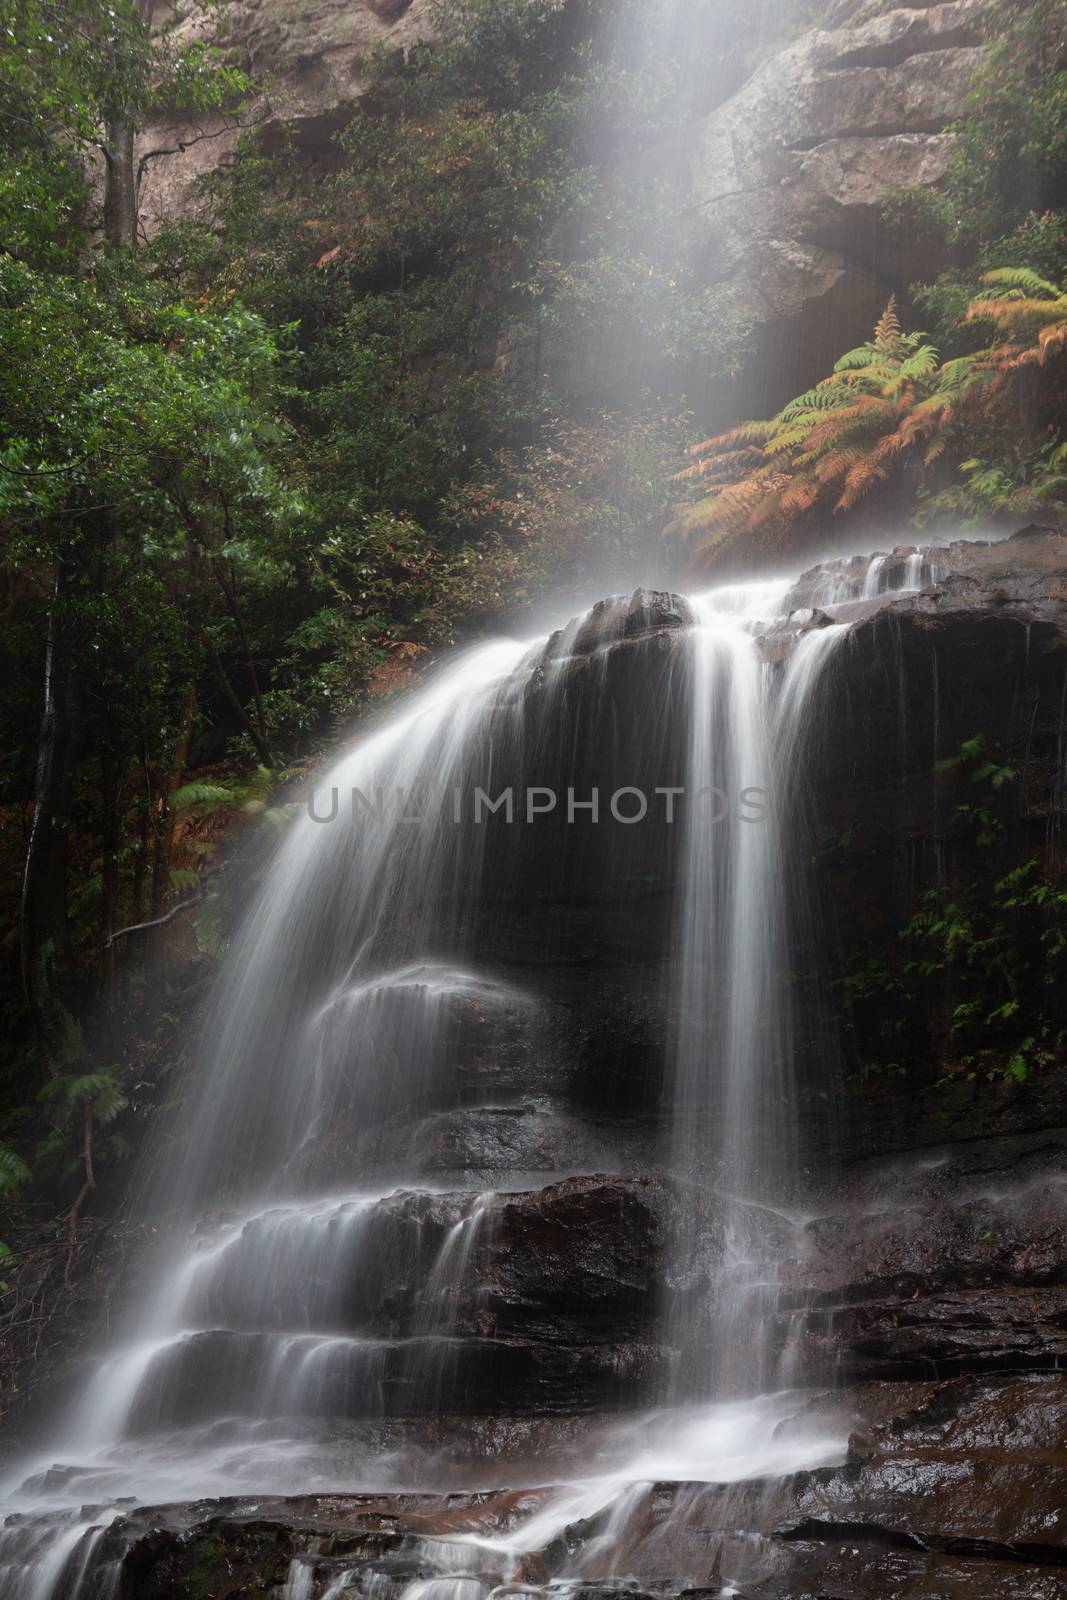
top-left (0, 255), bottom-right (292, 1072)
top-left (0, 0), bottom-right (254, 255)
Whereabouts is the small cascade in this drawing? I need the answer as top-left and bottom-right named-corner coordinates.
top-left (861, 554), bottom-right (887, 598)
top-left (0, 1518), bottom-right (108, 1600)
top-left (322, 1575), bottom-right (358, 1600)
top-left (402, 1192), bottom-right (494, 1409)
top-left (800, 544), bottom-right (943, 609)
top-left (283, 1559), bottom-right (316, 1600)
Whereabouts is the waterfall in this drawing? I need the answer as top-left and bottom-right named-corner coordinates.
top-left (668, 585), bottom-right (846, 1399)
top-left (0, 578), bottom-right (854, 1597)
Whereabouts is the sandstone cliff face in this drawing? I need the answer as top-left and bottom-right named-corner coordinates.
top-left (138, 1), bottom-right (988, 404)
top-left (688, 0), bottom-right (985, 415)
top-left (137, 0), bottom-right (434, 226)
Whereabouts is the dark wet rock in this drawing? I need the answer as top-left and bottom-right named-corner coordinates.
top-left (88, 1489), bottom-right (545, 1600)
top-left (789, 532), bottom-right (1067, 1161)
top-left (368, 1103), bottom-right (658, 1186)
top-left (541, 589), bottom-right (697, 663)
top-left (780, 1151), bottom-right (1067, 1381)
top-left (488, 1175), bottom-right (676, 1344)
top-left (13, 537), bottom-right (1067, 1598)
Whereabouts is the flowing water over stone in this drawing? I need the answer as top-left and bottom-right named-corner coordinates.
top-left (0, 555), bottom-right (934, 1597)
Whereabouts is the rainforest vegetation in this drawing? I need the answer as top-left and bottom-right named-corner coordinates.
top-left (0, 0), bottom-right (1065, 1285)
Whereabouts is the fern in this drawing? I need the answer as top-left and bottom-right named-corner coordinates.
top-left (0, 1144), bottom-right (31, 1195)
top-left (171, 781), bottom-right (239, 813)
top-left (967, 271), bottom-right (1067, 368)
top-left (678, 300), bottom-right (982, 558)
top-left (39, 1071), bottom-right (129, 1128)
top-left (873, 295), bottom-right (903, 351)
top-left (982, 267), bottom-right (1060, 297)
top-left (679, 269), bottom-right (1066, 564)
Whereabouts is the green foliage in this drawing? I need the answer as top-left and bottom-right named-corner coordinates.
top-left (887, 0), bottom-right (1067, 250)
top-left (841, 740), bottom-right (1067, 1089)
top-left (0, 257), bottom-right (293, 547)
top-left (39, 1071), bottom-right (129, 1130)
top-left (0, 1144), bottom-right (31, 1196)
top-left (677, 300), bottom-right (987, 557)
top-left (918, 440), bottom-right (1067, 524)
top-left (914, 214), bottom-right (1067, 355)
top-left (0, 0), bottom-right (253, 266)
top-left (899, 856), bottom-right (1067, 1086)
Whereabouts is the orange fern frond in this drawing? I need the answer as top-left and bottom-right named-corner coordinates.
top-left (1038, 322), bottom-right (1067, 362)
top-left (873, 296), bottom-right (903, 353)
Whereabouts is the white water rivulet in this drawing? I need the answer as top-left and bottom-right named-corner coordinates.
top-left (1, 551), bottom-right (940, 1599)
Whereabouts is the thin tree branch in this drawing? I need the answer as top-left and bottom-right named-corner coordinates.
top-left (135, 104), bottom-right (272, 195)
top-left (104, 890), bottom-right (205, 948)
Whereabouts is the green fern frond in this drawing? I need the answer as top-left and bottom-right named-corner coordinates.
top-left (764, 424), bottom-right (816, 456)
top-left (0, 1144), bottom-right (31, 1195)
top-left (898, 345), bottom-right (940, 381)
top-left (982, 267), bottom-right (1060, 298)
top-left (172, 781), bottom-right (238, 813)
top-left (39, 1071), bottom-right (127, 1127)
top-left (91, 1082), bottom-right (129, 1125)
top-left (833, 345), bottom-right (879, 372)
top-left (775, 386), bottom-right (841, 419)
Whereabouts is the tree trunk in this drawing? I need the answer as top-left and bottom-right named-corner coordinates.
top-left (22, 570), bottom-right (83, 1070)
top-left (201, 630), bottom-right (275, 768)
top-left (149, 659), bottom-right (199, 959)
top-left (102, 116), bottom-right (138, 248)
top-left (99, 735), bottom-right (121, 997)
top-left (101, 0), bottom-right (155, 249)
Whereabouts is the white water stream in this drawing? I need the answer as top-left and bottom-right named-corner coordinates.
top-left (0, 553), bottom-right (937, 1598)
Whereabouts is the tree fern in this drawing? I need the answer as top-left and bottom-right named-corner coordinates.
top-left (678, 301), bottom-right (985, 558)
top-left (171, 781), bottom-right (239, 814)
top-left (967, 270), bottom-right (1067, 368)
top-left (39, 1070), bottom-right (129, 1128)
top-left (679, 273), bottom-right (1065, 563)
top-left (982, 267), bottom-right (1060, 297)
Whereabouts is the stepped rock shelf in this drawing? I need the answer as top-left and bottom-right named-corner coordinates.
top-left (5, 532), bottom-right (1067, 1600)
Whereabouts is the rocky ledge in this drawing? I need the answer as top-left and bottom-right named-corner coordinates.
top-left (49, 1366), bottom-right (1067, 1599)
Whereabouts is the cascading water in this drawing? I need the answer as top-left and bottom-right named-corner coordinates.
top-left (668, 582), bottom-right (847, 1401)
top-left (804, 543), bottom-right (945, 609)
top-left (0, 553), bottom-right (901, 1597)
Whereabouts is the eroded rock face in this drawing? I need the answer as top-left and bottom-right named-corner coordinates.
top-left (136, 0), bottom-right (435, 225)
top-left (689, 1), bottom-right (985, 416)
top-left (134, 0), bottom-right (991, 407)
